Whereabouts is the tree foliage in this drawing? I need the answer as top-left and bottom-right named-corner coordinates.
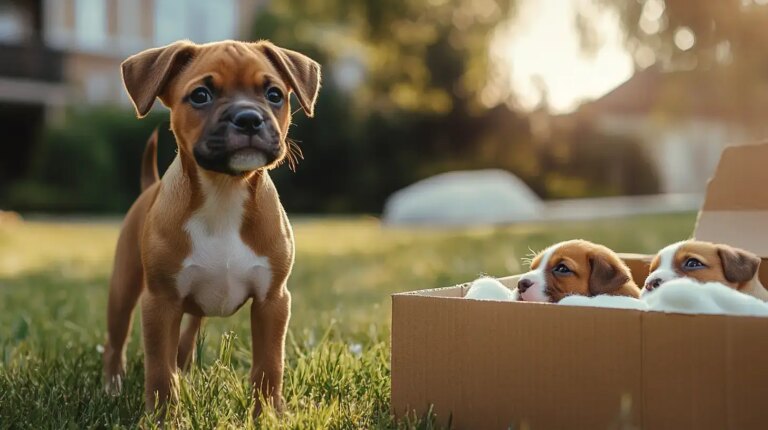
top-left (3, 1), bottom-right (666, 213)
top-left (600, 0), bottom-right (768, 124)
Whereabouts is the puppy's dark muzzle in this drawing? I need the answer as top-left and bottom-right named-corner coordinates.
top-left (193, 104), bottom-right (282, 175)
top-left (230, 109), bottom-right (264, 135)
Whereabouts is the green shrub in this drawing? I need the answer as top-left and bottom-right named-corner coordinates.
top-left (538, 125), bottom-right (660, 199)
top-left (4, 108), bottom-right (173, 213)
top-left (3, 104), bottom-right (660, 214)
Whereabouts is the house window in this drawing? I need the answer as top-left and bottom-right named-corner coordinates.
top-left (117, 0), bottom-right (142, 51)
top-left (154, 0), bottom-right (187, 46)
top-left (43, 0), bottom-right (68, 48)
top-left (75, 0), bottom-right (108, 49)
top-left (0, 3), bottom-right (32, 43)
top-left (155, 0), bottom-right (237, 45)
top-left (188, 0), bottom-right (237, 42)
top-left (84, 70), bottom-right (114, 104)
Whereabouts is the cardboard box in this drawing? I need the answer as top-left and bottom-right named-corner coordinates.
top-left (391, 143), bottom-right (768, 429)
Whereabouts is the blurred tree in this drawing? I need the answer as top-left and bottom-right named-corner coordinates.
top-left (4, 109), bottom-right (172, 212)
top-left (538, 124), bottom-right (660, 199)
top-left (256, 0), bottom-right (517, 115)
top-left (3, 0), bottom-right (669, 214)
top-left (598, 0), bottom-right (768, 125)
top-left (254, 0), bottom-right (553, 212)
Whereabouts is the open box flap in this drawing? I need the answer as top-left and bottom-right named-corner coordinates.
top-left (693, 142), bottom-right (768, 257)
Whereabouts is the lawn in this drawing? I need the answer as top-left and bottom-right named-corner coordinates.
top-left (0, 213), bottom-right (695, 429)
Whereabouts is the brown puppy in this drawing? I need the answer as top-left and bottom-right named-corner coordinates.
top-left (101, 40), bottom-right (320, 415)
top-left (516, 239), bottom-right (640, 302)
top-left (643, 240), bottom-right (768, 300)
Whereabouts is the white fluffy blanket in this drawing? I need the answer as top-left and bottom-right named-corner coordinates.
top-left (559, 278), bottom-right (768, 317)
top-left (465, 277), bottom-right (518, 301)
top-left (466, 277), bottom-right (768, 317)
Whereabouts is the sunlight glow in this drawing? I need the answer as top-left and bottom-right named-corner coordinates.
top-left (674, 26), bottom-right (696, 51)
top-left (490, 0), bottom-right (635, 114)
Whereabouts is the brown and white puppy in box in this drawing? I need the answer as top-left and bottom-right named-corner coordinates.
top-left (643, 240), bottom-right (768, 300)
top-left (101, 40), bottom-right (320, 415)
top-left (515, 239), bottom-right (641, 302)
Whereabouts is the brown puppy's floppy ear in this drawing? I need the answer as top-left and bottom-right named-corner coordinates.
top-left (588, 254), bottom-right (632, 296)
top-left (121, 41), bottom-right (196, 118)
top-left (258, 42), bottom-right (321, 117)
top-left (717, 245), bottom-right (760, 284)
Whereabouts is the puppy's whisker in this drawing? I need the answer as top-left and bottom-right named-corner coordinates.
top-left (289, 140), bottom-right (304, 159)
top-left (284, 139), bottom-right (304, 172)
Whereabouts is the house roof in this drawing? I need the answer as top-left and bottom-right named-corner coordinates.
top-left (579, 65), bottom-right (743, 121)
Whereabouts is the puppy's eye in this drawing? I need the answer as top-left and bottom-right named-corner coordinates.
top-left (189, 87), bottom-right (213, 107)
top-left (683, 258), bottom-right (706, 269)
top-left (266, 87), bottom-right (284, 105)
top-left (552, 263), bottom-right (572, 275)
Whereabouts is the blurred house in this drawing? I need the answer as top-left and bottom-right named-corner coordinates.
top-left (0, 0), bottom-right (259, 186)
top-left (578, 66), bottom-right (753, 194)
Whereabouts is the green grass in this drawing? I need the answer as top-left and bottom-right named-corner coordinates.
top-left (0, 213), bottom-right (696, 428)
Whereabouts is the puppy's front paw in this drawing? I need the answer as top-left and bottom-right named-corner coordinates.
top-left (273, 395), bottom-right (286, 414)
top-left (102, 343), bottom-right (125, 395)
top-left (104, 373), bottom-right (123, 396)
top-left (253, 395), bottom-right (285, 418)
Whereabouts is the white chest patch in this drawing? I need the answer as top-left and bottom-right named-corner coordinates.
top-left (176, 178), bottom-right (272, 316)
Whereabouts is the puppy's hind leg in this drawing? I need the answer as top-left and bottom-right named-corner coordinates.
top-left (103, 235), bottom-right (144, 394)
top-left (103, 203), bottom-right (149, 395)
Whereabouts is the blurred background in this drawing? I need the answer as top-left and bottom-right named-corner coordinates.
top-left (1, 0), bottom-right (768, 224)
top-left (2, 2), bottom-right (764, 424)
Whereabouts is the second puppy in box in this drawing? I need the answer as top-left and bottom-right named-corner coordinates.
top-left (643, 240), bottom-right (768, 300)
top-left (516, 239), bottom-right (641, 303)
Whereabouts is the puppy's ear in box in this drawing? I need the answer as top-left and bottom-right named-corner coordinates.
top-left (717, 245), bottom-right (760, 284)
top-left (258, 41), bottom-right (321, 117)
top-left (121, 41), bottom-right (197, 118)
top-left (589, 255), bottom-right (635, 297)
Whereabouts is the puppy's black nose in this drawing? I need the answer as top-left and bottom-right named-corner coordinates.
top-left (231, 109), bottom-right (264, 134)
top-left (518, 279), bottom-right (533, 293)
top-left (645, 278), bottom-right (662, 291)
